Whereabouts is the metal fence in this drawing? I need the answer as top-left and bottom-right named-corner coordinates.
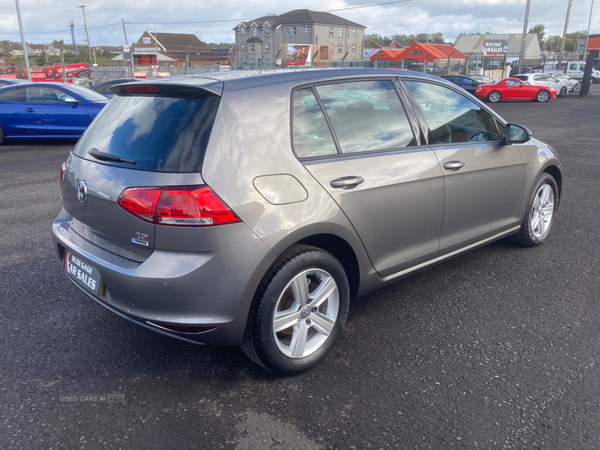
top-left (89, 67), bottom-right (129, 85)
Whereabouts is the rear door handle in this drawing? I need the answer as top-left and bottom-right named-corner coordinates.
top-left (330, 176), bottom-right (364, 189)
top-left (25, 108), bottom-right (35, 112)
top-left (443, 161), bottom-right (465, 171)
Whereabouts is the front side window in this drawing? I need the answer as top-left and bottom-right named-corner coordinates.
top-left (505, 80), bottom-right (521, 87)
top-left (569, 63), bottom-right (578, 70)
top-left (314, 80), bottom-right (416, 154)
top-left (26, 86), bottom-right (78, 103)
top-left (404, 80), bottom-right (501, 145)
top-left (292, 88), bottom-right (338, 158)
top-left (329, 27), bottom-right (334, 37)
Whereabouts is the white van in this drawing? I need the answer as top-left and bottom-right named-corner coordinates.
top-left (561, 61), bottom-right (600, 84)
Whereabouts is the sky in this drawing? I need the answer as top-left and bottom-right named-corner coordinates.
top-left (0, 0), bottom-right (598, 47)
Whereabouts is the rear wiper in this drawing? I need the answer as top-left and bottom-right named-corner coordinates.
top-left (88, 149), bottom-right (136, 165)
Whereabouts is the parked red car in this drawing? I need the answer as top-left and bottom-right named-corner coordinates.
top-left (474, 78), bottom-right (557, 103)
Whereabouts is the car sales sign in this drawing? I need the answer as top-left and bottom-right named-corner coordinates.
top-left (482, 40), bottom-right (508, 57)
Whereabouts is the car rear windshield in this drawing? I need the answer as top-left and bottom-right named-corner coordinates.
top-left (73, 94), bottom-right (220, 173)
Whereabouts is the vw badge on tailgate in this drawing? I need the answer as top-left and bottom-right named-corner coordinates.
top-left (77, 180), bottom-right (88, 204)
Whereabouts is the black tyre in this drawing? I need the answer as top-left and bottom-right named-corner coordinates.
top-left (487, 90), bottom-right (501, 103)
top-left (241, 245), bottom-right (350, 375)
top-left (510, 173), bottom-right (559, 247)
top-left (591, 78), bottom-right (597, 85)
top-left (559, 86), bottom-right (567, 97)
top-left (535, 90), bottom-right (550, 102)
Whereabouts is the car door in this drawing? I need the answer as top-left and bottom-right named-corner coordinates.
top-left (24, 86), bottom-right (89, 136)
top-left (294, 79), bottom-right (445, 278)
top-left (456, 76), bottom-right (477, 94)
top-left (401, 79), bottom-right (525, 253)
top-left (0, 86), bottom-right (31, 137)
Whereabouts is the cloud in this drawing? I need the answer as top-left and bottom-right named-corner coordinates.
top-left (0, 0), bottom-right (597, 46)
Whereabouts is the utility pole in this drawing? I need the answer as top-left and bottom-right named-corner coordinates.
top-left (14, 0), bottom-right (31, 80)
top-left (122, 19), bottom-right (135, 78)
top-left (584, 0), bottom-right (595, 61)
top-left (68, 20), bottom-right (77, 54)
top-left (78, 5), bottom-right (93, 66)
top-left (185, 46), bottom-right (190, 74)
top-left (60, 40), bottom-right (67, 83)
top-left (557, 0), bottom-right (573, 70)
top-left (516, 0), bottom-right (532, 75)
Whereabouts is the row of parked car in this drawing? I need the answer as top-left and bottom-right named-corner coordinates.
top-left (439, 72), bottom-right (582, 103)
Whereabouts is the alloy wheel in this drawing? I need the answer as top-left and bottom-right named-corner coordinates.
top-left (272, 269), bottom-right (339, 358)
top-left (530, 184), bottom-right (555, 239)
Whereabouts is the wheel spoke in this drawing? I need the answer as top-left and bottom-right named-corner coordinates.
top-left (311, 312), bottom-right (335, 336)
top-left (538, 216), bottom-right (546, 235)
top-left (290, 320), bottom-right (309, 358)
top-left (541, 205), bottom-right (554, 215)
top-left (273, 309), bottom-right (301, 333)
top-left (534, 195), bottom-right (541, 209)
top-left (531, 214), bottom-right (540, 233)
top-left (291, 274), bottom-right (310, 306)
top-left (539, 185), bottom-right (550, 205)
top-left (310, 275), bottom-right (336, 309)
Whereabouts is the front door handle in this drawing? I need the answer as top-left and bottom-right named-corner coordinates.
top-left (330, 176), bottom-right (364, 189)
top-left (25, 108), bottom-right (35, 112)
top-left (443, 161), bottom-right (465, 171)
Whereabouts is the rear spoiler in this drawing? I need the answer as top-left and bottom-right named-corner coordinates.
top-left (111, 80), bottom-right (223, 99)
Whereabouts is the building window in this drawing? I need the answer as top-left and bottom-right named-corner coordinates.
top-left (353, 29), bottom-right (357, 36)
top-left (303, 26), bottom-right (310, 33)
top-left (193, 62), bottom-right (202, 68)
top-left (258, 44), bottom-right (262, 52)
top-left (241, 44), bottom-right (247, 51)
top-left (352, 44), bottom-right (356, 52)
top-left (285, 27), bottom-right (290, 36)
top-left (252, 28), bottom-right (257, 37)
top-left (265, 27), bottom-right (270, 36)
top-left (240, 28), bottom-right (246, 35)
top-left (265, 58), bottom-right (270, 66)
top-left (338, 44), bottom-right (343, 53)
top-left (265, 43), bottom-right (270, 53)
top-left (241, 58), bottom-right (247, 64)
top-left (258, 59), bottom-right (262, 68)
top-left (249, 58), bottom-right (254, 66)
top-left (329, 27), bottom-right (333, 37)
top-left (292, 26), bottom-right (297, 35)
top-left (339, 28), bottom-right (343, 37)
top-left (249, 43), bottom-right (255, 53)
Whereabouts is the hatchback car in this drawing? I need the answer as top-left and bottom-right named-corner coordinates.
top-left (440, 74), bottom-right (493, 94)
top-left (0, 82), bottom-right (107, 144)
top-left (548, 73), bottom-right (580, 92)
top-left (52, 69), bottom-right (562, 374)
top-left (513, 73), bottom-right (569, 97)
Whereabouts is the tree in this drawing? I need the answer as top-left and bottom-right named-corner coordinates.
top-left (528, 24), bottom-right (545, 46)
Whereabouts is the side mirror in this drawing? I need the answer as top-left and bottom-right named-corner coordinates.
top-left (505, 123), bottom-right (532, 144)
top-left (64, 96), bottom-right (78, 104)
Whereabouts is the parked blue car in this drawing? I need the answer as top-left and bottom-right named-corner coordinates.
top-left (0, 78), bottom-right (33, 88)
top-left (0, 82), bottom-right (107, 144)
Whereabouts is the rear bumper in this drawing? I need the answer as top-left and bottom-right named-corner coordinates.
top-left (51, 208), bottom-right (276, 345)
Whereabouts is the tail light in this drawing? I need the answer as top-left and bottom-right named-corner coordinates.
top-left (60, 162), bottom-right (66, 186)
top-left (117, 185), bottom-right (239, 226)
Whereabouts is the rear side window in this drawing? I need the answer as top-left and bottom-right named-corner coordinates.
top-left (314, 80), bottom-right (416, 154)
top-left (292, 88), bottom-right (338, 158)
top-left (73, 95), bottom-right (220, 173)
top-left (0, 87), bottom-right (26, 102)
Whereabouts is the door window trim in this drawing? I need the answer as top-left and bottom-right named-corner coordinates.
top-left (290, 77), bottom-right (425, 162)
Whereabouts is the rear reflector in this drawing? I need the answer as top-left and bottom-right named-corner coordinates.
top-left (117, 185), bottom-right (239, 226)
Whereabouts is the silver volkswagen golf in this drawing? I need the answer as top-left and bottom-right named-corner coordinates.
top-left (52, 69), bottom-right (562, 374)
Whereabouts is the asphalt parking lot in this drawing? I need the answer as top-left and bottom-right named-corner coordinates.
top-left (1, 85), bottom-right (599, 450)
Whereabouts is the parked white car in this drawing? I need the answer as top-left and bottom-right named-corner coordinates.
top-left (558, 61), bottom-right (600, 84)
top-left (549, 73), bottom-right (580, 92)
top-left (513, 73), bottom-right (569, 97)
